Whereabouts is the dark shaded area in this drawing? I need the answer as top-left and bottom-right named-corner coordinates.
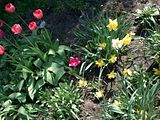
top-left (44, 9), bottom-right (81, 44)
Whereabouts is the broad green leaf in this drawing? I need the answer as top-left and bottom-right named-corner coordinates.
top-left (52, 39), bottom-right (59, 51)
top-left (33, 79), bottom-right (46, 93)
top-left (47, 63), bottom-right (62, 73)
top-left (48, 49), bottom-right (56, 56)
top-left (46, 71), bottom-right (53, 84)
top-left (54, 68), bottom-right (65, 85)
top-left (17, 80), bottom-right (25, 91)
top-left (9, 92), bottom-right (26, 103)
top-left (2, 100), bottom-right (12, 108)
top-left (57, 45), bottom-right (72, 55)
top-left (33, 58), bottom-right (42, 68)
top-left (28, 79), bottom-right (35, 100)
top-left (18, 106), bottom-right (30, 120)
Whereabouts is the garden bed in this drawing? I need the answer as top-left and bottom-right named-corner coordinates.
top-left (0, 0), bottom-right (160, 120)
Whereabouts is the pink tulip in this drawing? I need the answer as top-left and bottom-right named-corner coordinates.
top-left (5, 3), bottom-right (15, 13)
top-left (0, 45), bottom-right (5, 55)
top-left (69, 57), bottom-right (81, 67)
top-left (0, 29), bottom-right (5, 39)
top-left (11, 24), bottom-right (22, 35)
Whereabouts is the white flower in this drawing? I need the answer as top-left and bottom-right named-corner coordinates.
top-left (112, 38), bottom-right (122, 49)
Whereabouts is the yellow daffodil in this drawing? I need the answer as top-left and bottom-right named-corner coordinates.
top-left (109, 54), bottom-right (117, 64)
top-left (153, 67), bottom-right (160, 76)
top-left (107, 19), bottom-right (118, 31)
top-left (121, 34), bottom-right (132, 46)
top-left (95, 59), bottom-right (105, 67)
top-left (113, 100), bottom-right (121, 107)
top-left (78, 79), bottom-right (87, 87)
top-left (95, 90), bottom-right (104, 98)
top-left (137, 110), bottom-right (147, 119)
top-left (107, 71), bottom-right (116, 79)
top-left (99, 43), bottom-right (106, 50)
top-left (112, 38), bottom-right (122, 49)
top-left (123, 68), bottom-right (132, 77)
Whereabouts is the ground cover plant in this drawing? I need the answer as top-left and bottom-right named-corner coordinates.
top-left (0, 0), bottom-right (160, 120)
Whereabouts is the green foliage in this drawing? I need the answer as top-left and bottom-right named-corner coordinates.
top-left (11, 29), bottom-right (71, 100)
top-left (76, 15), bottom-right (132, 81)
top-left (103, 68), bottom-right (160, 120)
top-left (0, 29), bottom-right (72, 119)
top-left (39, 82), bottom-right (82, 120)
top-left (146, 30), bottom-right (160, 64)
top-left (134, 6), bottom-right (160, 32)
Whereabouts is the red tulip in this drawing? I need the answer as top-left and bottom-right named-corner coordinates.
top-left (11, 24), bottom-right (22, 35)
top-left (69, 57), bottom-right (81, 67)
top-left (28, 21), bottom-right (37, 31)
top-left (5, 3), bottom-right (15, 13)
top-left (0, 45), bottom-right (5, 55)
top-left (0, 29), bottom-right (5, 39)
top-left (0, 20), bottom-right (3, 27)
top-left (33, 9), bottom-right (43, 19)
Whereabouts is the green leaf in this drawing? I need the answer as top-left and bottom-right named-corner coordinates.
top-left (9, 92), bottom-right (26, 103)
top-left (17, 80), bottom-right (25, 91)
top-left (47, 63), bottom-right (62, 73)
top-left (54, 68), bottom-right (65, 85)
top-left (57, 45), bottom-right (72, 55)
top-left (46, 71), bottom-right (54, 84)
top-left (33, 58), bottom-right (42, 68)
top-left (53, 39), bottom-right (60, 51)
top-left (18, 106), bottom-right (29, 120)
top-left (33, 79), bottom-right (46, 93)
top-left (2, 100), bottom-right (12, 108)
top-left (48, 49), bottom-right (56, 56)
top-left (28, 79), bottom-right (35, 100)
top-left (21, 67), bottom-right (33, 73)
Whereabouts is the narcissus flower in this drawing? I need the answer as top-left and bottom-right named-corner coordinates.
top-left (5, 3), bottom-right (15, 13)
top-left (107, 19), bottom-right (118, 31)
top-left (0, 45), bottom-right (5, 55)
top-left (112, 38), bottom-right (122, 49)
top-left (107, 71), bottom-right (116, 79)
top-left (95, 90), bottom-right (104, 98)
top-left (11, 24), bottom-right (22, 35)
top-left (137, 110), bottom-right (147, 119)
top-left (121, 34), bottom-right (132, 46)
top-left (98, 43), bottom-right (106, 50)
top-left (28, 21), bottom-right (37, 31)
top-left (0, 29), bottom-right (5, 39)
top-left (113, 100), bottom-right (121, 107)
top-left (33, 9), bottom-right (43, 19)
top-left (109, 54), bottom-right (117, 63)
top-left (153, 67), bottom-right (160, 76)
top-left (69, 57), bottom-right (81, 67)
top-left (123, 68), bottom-right (132, 77)
top-left (96, 59), bottom-right (105, 67)
top-left (78, 79), bottom-right (87, 87)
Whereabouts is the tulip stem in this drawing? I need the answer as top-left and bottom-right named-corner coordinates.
top-left (98, 64), bottom-right (108, 88)
top-left (0, 19), bottom-right (11, 29)
top-left (21, 34), bottom-right (34, 47)
top-left (15, 12), bottom-right (28, 27)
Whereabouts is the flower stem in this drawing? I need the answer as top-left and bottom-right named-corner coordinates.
top-left (15, 12), bottom-right (28, 27)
